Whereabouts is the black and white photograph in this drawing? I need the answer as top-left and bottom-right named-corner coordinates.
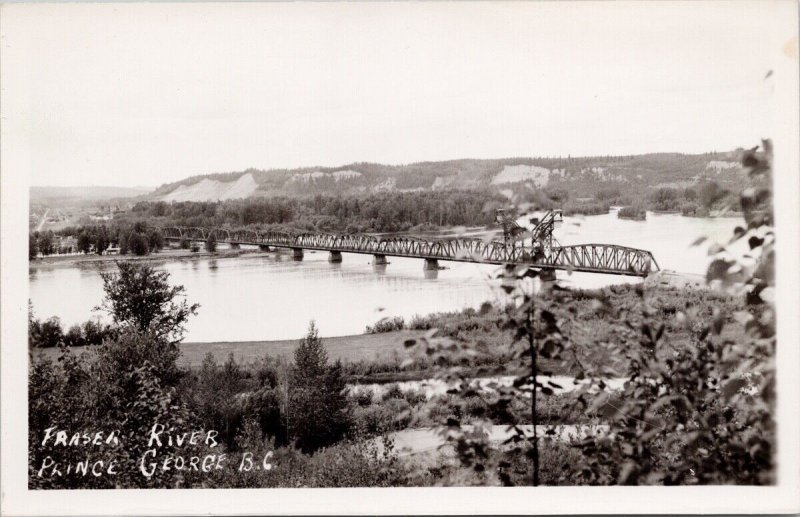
top-left (1, 1), bottom-right (799, 515)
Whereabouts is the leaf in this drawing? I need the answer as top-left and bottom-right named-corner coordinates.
top-left (654, 323), bottom-right (665, 343)
top-left (641, 323), bottom-right (653, 343)
top-left (722, 378), bottom-right (748, 401)
top-left (587, 393), bottom-right (610, 415)
top-left (732, 311), bottom-right (753, 325)
top-left (748, 236), bottom-right (765, 250)
top-left (706, 259), bottom-right (735, 283)
top-left (618, 461), bottom-right (636, 483)
top-left (712, 312), bottom-right (725, 335)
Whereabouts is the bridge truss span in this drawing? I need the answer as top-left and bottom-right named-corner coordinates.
top-left (160, 225), bottom-right (658, 277)
top-left (542, 244), bottom-right (660, 276)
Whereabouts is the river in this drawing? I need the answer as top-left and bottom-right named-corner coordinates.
top-left (28, 210), bottom-right (739, 342)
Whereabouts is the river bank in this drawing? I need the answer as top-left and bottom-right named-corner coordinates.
top-left (33, 279), bottom-right (740, 383)
top-left (33, 330), bottom-right (418, 369)
top-left (29, 246), bottom-right (269, 269)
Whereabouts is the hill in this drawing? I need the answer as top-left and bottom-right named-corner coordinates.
top-left (149, 152), bottom-right (748, 202)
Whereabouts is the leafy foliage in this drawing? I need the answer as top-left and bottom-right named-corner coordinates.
top-left (402, 143), bottom-right (776, 486)
top-left (567, 141), bottom-right (776, 485)
top-left (617, 206), bottom-right (647, 220)
top-left (289, 323), bottom-right (352, 453)
top-left (28, 309), bottom-right (116, 348)
top-left (29, 232), bottom-right (39, 259)
top-left (205, 233), bottom-right (217, 253)
top-left (98, 262), bottom-right (199, 343)
top-left (29, 264), bottom-right (198, 488)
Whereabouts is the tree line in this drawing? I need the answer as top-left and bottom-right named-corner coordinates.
top-left (30, 222), bottom-right (166, 259)
top-left (126, 190), bottom-right (507, 233)
top-left (509, 179), bottom-right (735, 217)
top-left (28, 305), bottom-right (117, 349)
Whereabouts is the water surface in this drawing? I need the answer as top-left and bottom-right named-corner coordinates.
top-left (29, 210), bottom-right (739, 342)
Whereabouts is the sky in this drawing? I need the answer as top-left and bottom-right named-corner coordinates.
top-left (1, 1), bottom-right (785, 188)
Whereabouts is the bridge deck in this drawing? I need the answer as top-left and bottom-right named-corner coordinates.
top-left (161, 227), bottom-right (659, 277)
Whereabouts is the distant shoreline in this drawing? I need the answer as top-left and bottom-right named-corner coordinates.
top-left (29, 247), bottom-right (269, 269)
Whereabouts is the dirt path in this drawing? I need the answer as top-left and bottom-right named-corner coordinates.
top-left (381, 424), bottom-right (609, 459)
top-left (35, 208), bottom-right (49, 232)
top-left (351, 375), bottom-right (626, 400)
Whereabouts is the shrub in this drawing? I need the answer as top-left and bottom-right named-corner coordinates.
top-left (681, 202), bottom-right (710, 217)
top-left (617, 206), bottom-right (647, 220)
top-left (352, 389), bottom-right (374, 407)
top-left (148, 229), bottom-right (165, 252)
top-left (650, 187), bottom-right (681, 211)
top-left (289, 323), bottom-right (353, 453)
top-left (205, 233), bottom-right (217, 253)
top-left (402, 389), bottom-right (427, 406)
top-left (127, 231), bottom-right (150, 255)
top-left (208, 422), bottom-right (408, 488)
top-left (365, 316), bottom-right (405, 334)
top-left (352, 404), bottom-right (395, 436)
top-left (381, 383), bottom-right (405, 401)
top-left (29, 232), bottom-right (39, 260)
top-left (30, 316), bottom-right (63, 348)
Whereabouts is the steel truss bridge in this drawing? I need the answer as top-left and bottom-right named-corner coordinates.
top-left (160, 210), bottom-right (659, 277)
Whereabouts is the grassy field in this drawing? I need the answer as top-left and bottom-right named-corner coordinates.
top-left (34, 330), bottom-right (418, 368)
top-left (178, 331), bottom-right (419, 367)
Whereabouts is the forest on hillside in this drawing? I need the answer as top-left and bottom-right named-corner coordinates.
top-left (149, 151), bottom-right (747, 199)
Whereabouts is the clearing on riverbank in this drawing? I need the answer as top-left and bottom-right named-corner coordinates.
top-left (33, 330), bottom-right (418, 369)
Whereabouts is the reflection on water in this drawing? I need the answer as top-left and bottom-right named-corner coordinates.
top-left (423, 268), bottom-right (439, 280)
top-left (29, 210), bottom-right (738, 342)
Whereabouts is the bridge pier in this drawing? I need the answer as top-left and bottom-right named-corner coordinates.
top-left (539, 268), bottom-right (557, 282)
top-left (292, 248), bottom-right (304, 261)
top-left (423, 259), bottom-right (440, 271)
top-left (373, 254), bottom-right (388, 266)
top-left (328, 251), bottom-right (342, 263)
top-left (259, 244), bottom-right (272, 252)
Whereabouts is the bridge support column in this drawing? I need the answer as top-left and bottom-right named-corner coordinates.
top-left (230, 242), bottom-right (241, 250)
top-left (328, 251), bottom-right (342, 263)
top-left (373, 254), bottom-right (387, 265)
top-left (259, 245), bottom-right (271, 252)
top-left (423, 259), bottom-right (440, 271)
top-left (292, 248), bottom-right (304, 261)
